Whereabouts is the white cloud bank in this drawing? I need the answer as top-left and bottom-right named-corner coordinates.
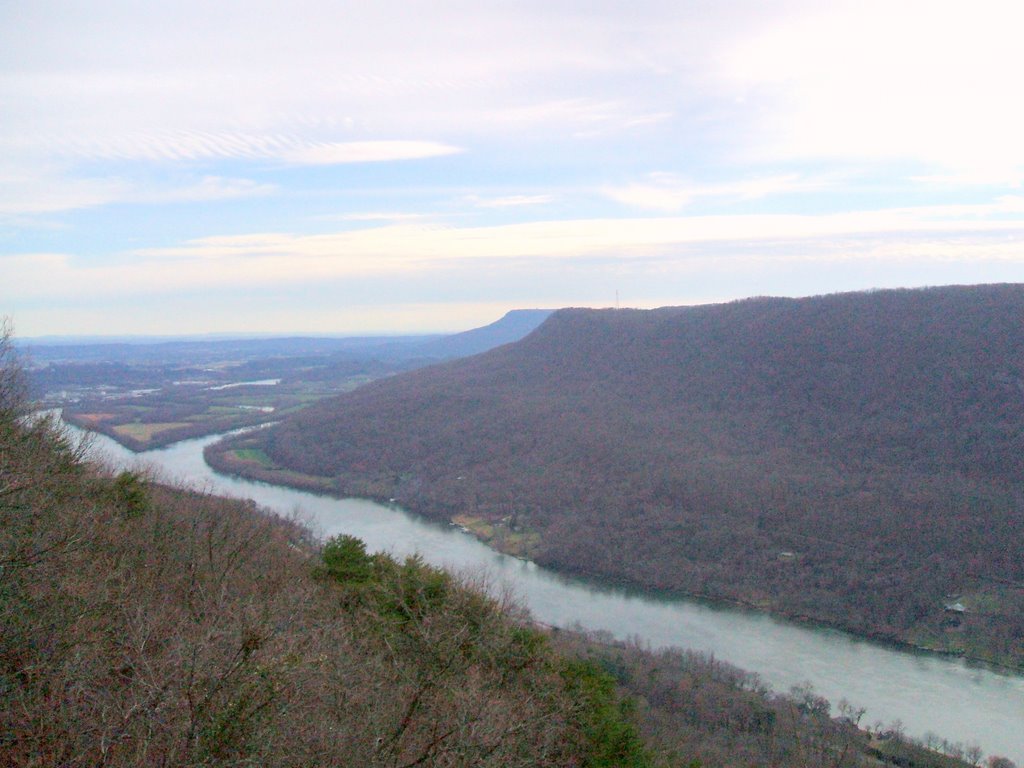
top-left (4, 1), bottom-right (1024, 336)
top-left (722, 0), bottom-right (1024, 172)
top-left (602, 173), bottom-right (820, 212)
top-left (6, 1), bottom-right (1024, 176)
top-left (281, 140), bottom-right (462, 165)
top-left (6, 201), bottom-right (1023, 302)
top-left (0, 172), bottom-right (275, 216)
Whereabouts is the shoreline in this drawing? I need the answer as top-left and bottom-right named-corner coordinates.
top-left (202, 436), bottom-right (1024, 676)
top-left (62, 409), bottom-right (276, 453)
top-left (60, 416), bottom-right (1024, 760)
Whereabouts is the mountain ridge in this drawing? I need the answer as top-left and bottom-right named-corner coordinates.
top-left (208, 284), bottom-right (1024, 665)
top-left (410, 308), bottom-right (554, 360)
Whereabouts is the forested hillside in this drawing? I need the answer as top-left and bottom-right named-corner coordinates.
top-left (5, 325), bottom-right (987, 767)
top-left (208, 285), bottom-right (1024, 666)
top-left (1, 331), bottom-right (649, 766)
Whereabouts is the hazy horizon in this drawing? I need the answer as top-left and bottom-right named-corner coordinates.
top-left (4, 1), bottom-right (1023, 336)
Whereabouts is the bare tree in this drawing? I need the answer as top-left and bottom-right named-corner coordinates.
top-left (0, 316), bottom-right (26, 419)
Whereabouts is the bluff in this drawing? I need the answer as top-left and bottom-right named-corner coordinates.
top-left (210, 285), bottom-right (1024, 665)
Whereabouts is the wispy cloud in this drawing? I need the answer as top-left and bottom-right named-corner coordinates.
top-left (0, 171), bottom-right (274, 216)
top-left (319, 212), bottom-right (430, 223)
top-left (721, 0), bottom-right (1024, 172)
top-left (5, 1), bottom-right (1024, 336)
top-left (603, 173), bottom-right (821, 212)
top-left (912, 170), bottom-right (1024, 189)
top-left (8, 202), bottom-right (1023, 303)
top-left (150, 176), bottom-right (277, 202)
top-left (45, 130), bottom-right (462, 167)
top-left (466, 194), bottom-right (555, 209)
top-left (485, 98), bottom-right (667, 135)
top-left (0, 168), bottom-right (129, 216)
top-left (280, 140), bottom-right (463, 165)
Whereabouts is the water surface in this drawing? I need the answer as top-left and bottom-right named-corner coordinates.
top-left (70, 421), bottom-right (1024, 762)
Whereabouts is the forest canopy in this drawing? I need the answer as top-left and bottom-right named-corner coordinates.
top-left (209, 284), bottom-right (1024, 667)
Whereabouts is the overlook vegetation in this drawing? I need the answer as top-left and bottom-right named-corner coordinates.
top-left (1, 322), bottom-right (997, 766)
top-left (208, 284), bottom-right (1024, 667)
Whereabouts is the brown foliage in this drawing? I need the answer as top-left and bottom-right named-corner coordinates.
top-left (212, 285), bottom-right (1024, 665)
top-left (1, 324), bottom-right (983, 768)
top-left (0, 407), bottom-right (598, 766)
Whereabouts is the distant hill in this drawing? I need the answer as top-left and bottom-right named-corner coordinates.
top-left (19, 334), bottom-right (442, 366)
top-left (410, 309), bottom-right (554, 359)
top-left (20, 310), bottom-right (551, 368)
top-left (208, 285), bottom-right (1024, 666)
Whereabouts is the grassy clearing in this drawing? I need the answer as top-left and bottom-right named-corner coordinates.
top-left (231, 447), bottom-right (274, 467)
top-left (500, 530), bottom-right (542, 558)
top-left (293, 393), bottom-right (331, 403)
top-left (450, 515), bottom-right (542, 558)
top-left (959, 585), bottom-right (1014, 615)
top-left (452, 514), bottom-right (495, 539)
top-left (207, 405), bottom-right (243, 414)
top-left (113, 421), bottom-right (191, 441)
top-left (73, 412), bottom-right (118, 425)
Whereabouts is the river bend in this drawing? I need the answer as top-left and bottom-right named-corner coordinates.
top-left (68, 421), bottom-right (1024, 762)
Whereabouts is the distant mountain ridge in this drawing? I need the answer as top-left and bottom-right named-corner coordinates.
top-left (209, 284), bottom-right (1024, 665)
top-left (410, 309), bottom-right (553, 359)
top-left (21, 310), bottom-right (551, 367)
top-left (31, 309), bottom-right (554, 452)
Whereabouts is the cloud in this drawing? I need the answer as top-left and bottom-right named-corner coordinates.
top-left (721, 0), bottom-right (1024, 171)
top-left (603, 173), bottom-right (820, 212)
top-left (0, 3), bottom-right (712, 168)
top-left (0, 169), bottom-right (129, 216)
top-left (43, 130), bottom-right (462, 167)
top-left (121, 202), bottom-right (1024, 271)
top-left (484, 98), bottom-right (672, 138)
top-left (0, 131), bottom-right (455, 218)
top-left (320, 212), bottom-right (429, 223)
top-left (152, 176), bottom-right (277, 202)
top-left (8, 200), bottom-right (1022, 303)
top-left (603, 176), bottom-right (695, 212)
top-left (14, 0), bottom-right (1016, 179)
top-left (466, 194), bottom-right (555, 209)
top-left (280, 140), bottom-right (462, 165)
top-left (912, 170), bottom-right (1024, 188)
top-left (7, 1), bottom-right (1024, 338)
top-left (0, 170), bottom-right (274, 216)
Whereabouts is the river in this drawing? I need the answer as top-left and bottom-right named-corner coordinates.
top-left (66, 420), bottom-right (1024, 762)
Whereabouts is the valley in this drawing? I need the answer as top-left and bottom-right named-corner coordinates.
top-left (12, 292), bottom-right (1024, 762)
top-left (24, 309), bottom-right (552, 450)
top-left (207, 285), bottom-right (1024, 669)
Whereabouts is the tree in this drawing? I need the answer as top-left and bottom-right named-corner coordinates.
top-left (0, 316), bottom-right (26, 420)
top-left (320, 533), bottom-right (374, 584)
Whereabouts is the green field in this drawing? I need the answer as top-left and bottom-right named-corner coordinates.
top-left (113, 421), bottom-right (191, 441)
top-left (231, 447), bottom-right (274, 467)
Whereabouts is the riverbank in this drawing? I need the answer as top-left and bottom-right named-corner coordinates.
top-left (203, 435), bottom-right (1023, 674)
top-left (63, 408), bottom-right (278, 451)
top-left (59, 416), bottom-right (1024, 761)
top-left (7, 418), bottom-right (981, 767)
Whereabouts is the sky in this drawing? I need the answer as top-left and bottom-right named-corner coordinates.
top-left (3, 0), bottom-right (1024, 337)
